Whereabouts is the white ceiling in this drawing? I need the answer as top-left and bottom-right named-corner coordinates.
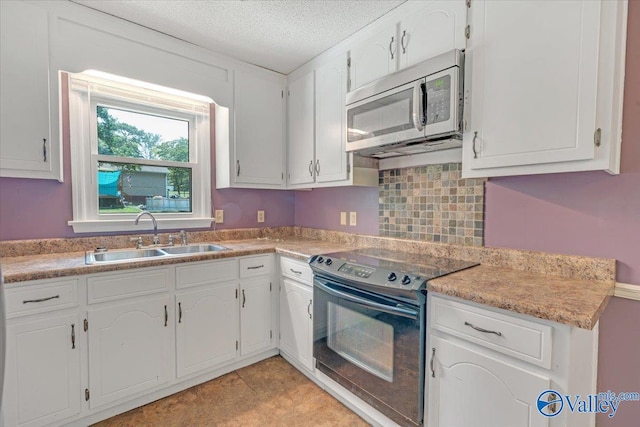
top-left (71, 0), bottom-right (407, 74)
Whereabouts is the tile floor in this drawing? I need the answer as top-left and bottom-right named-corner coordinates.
top-left (92, 356), bottom-right (370, 426)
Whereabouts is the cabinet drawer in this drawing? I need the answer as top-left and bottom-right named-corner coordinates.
top-left (280, 257), bottom-right (312, 285)
top-left (176, 258), bottom-right (239, 289)
top-left (240, 255), bottom-right (272, 278)
top-left (5, 279), bottom-right (78, 318)
top-left (88, 268), bottom-right (170, 303)
top-left (430, 296), bottom-right (552, 368)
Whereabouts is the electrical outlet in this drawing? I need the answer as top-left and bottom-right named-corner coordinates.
top-left (349, 211), bottom-right (357, 226)
top-left (340, 212), bottom-right (347, 226)
top-left (214, 210), bottom-right (224, 224)
top-left (257, 210), bottom-right (265, 223)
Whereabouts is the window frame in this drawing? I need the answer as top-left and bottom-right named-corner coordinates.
top-left (67, 72), bottom-right (213, 233)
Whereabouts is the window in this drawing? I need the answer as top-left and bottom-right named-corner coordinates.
top-left (67, 71), bottom-right (213, 233)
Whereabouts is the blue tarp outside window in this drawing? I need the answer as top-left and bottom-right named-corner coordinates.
top-left (98, 170), bottom-right (120, 196)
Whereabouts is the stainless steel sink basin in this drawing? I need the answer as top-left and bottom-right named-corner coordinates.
top-left (160, 244), bottom-right (229, 255)
top-left (85, 244), bottom-right (229, 264)
top-left (86, 248), bottom-right (167, 263)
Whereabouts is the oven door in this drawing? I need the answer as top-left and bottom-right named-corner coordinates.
top-left (346, 79), bottom-right (426, 154)
top-left (313, 275), bottom-right (424, 426)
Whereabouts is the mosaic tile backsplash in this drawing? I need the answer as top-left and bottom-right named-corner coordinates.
top-left (379, 163), bottom-right (486, 246)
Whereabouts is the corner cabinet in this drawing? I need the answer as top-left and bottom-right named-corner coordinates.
top-left (216, 68), bottom-right (286, 189)
top-left (0, 0), bottom-right (62, 181)
top-left (427, 294), bottom-right (599, 427)
top-left (462, 0), bottom-right (628, 178)
top-left (287, 55), bottom-right (378, 189)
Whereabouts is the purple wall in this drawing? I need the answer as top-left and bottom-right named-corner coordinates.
top-left (294, 186), bottom-right (379, 235)
top-left (0, 81), bottom-right (294, 240)
top-left (485, 4), bottom-right (640, 425)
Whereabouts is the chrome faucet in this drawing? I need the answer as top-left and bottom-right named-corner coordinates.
top-left (134, 211), bottom-right (159, 245)
top-left (179, 230), bottom-right (188, 246)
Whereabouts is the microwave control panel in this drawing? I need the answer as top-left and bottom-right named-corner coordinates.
top-left (425, 74), bottom-right (451, 125)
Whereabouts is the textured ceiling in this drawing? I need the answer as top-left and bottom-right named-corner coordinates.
top-left (71, 0), bottom-right (406, 74)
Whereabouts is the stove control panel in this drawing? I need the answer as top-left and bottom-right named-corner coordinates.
top-left (338, 263), bottom-right (375, 278)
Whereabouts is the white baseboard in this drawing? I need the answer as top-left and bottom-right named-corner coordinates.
top-left (614, 282), bottom-right (640, 301)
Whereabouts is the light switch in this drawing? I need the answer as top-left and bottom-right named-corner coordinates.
top-left (340, 212), bottom-right (347, 225)
top-left (349, 211), bottom-right (357, 226)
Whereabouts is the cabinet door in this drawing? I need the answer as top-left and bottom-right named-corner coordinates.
top-left (279, 278), bottom-right (313, 371)
top-left (234, 70), bottom-right (285, 186)
top-left (88, 296), bottom-right (172, 408)
top-left (428, 336), bottom-right (549, 427)
top-left (315, 54), bottom-right (349, 184)
top-left (349, 24), bottom-right (398, 90)
top-left (176, 283), bottom-right (239, 378)
top-left (0, 1), bottom-right (58, 180)
top-left (5, 314), bottom-right (81, 427)
top-left (399, 0), bottom-right (467, 68)
top-left (287, 71), bottom-right (316, 185)
top-left (463, 0), bottom-right (601, 175)
top-left (240, 278), bottom-right (273, 355)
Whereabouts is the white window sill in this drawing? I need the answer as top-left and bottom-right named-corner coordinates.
top-left (68, 218), bottom-right (213, 233)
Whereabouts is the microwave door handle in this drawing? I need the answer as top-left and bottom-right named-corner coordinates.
top-left (314, 279), bottom-right (418, 319)
top-left (412, 81), bottom-right (425, 132)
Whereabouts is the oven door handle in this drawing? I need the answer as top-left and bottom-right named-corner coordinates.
top-left (314, 280), bottom-right (418, 319)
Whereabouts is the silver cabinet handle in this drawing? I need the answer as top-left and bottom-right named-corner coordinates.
top-left (472, 131), bottom-right (478, 159)
top-left (315, 159), bottom-right (320, 175)
top-left (389, 36), bottom-right (395, 60)
top-left (236, 160), bottom-right (241, 176)
top-left (401, 30), bottom-right (407, 53)
top-left (247, 265), bottom-right (264, 270)
top-left (164, 305), bottom-right (168, 327)
top-left (464, 321), bottom-right (502, 336)
top-left (430, 347), bottom-right (436, 378)
top-left (42, 138), bottom-right (47, 162)
top-left (242, 289), bottom-right (246, 308)
top-left (289, 268), bottom-right (302, 275)
top-left (71, 324), bottom-right (76, 349)
top-left (307, 299), bottom-right (312, 319)
top-left (23, 295), bottom-right (59, 304)
top-left (308, 160), bottom-right (313, 176)
top-left (178, 302), bottom-right (182, 323)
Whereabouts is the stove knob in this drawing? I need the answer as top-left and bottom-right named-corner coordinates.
top-left (316, 256), bottom-right (324, 264)
top-left (387, 272), bottom-right (397, 282)
top-left (402, 275), bottom-right (411, 285)
top-left (325, 258), bottom-right (333, 266)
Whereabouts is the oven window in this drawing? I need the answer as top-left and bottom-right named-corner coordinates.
top-left (327, 301), bottom-right (394, 382)
top-left (347, 88), bottom-right (415, 142)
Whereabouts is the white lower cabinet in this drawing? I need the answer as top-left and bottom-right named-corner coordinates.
top-left (175, 283), bottom-right (239, 378)
top-left (427, 294), bottom-right (599, 427)
top-left (4, 313), bottom-right (81, 427)
top-left (87, 295), bottom-right (172, 408)
top-left (240, 278), bottom-right (274, 356)
top-left (279, 278), bottom-right (313, 371)
top-left (428, 335), bottom-right (549, 427)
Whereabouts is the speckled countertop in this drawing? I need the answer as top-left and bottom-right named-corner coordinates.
top-left (0, 227), bottom-right (616, 330)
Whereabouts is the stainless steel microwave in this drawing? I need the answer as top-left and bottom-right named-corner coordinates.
top-left (346, 49), bottom-right (464, 158)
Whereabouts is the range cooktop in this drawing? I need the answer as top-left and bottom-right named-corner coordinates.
top-left (309, 248), bottom-right (479, 294)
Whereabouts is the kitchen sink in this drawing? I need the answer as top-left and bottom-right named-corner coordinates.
top-left (87, 248), bottom-right (167, 263)
top-left (160, 244), bottom-right (229, 255)
top-left (85, 244), bottom-right (229, 264)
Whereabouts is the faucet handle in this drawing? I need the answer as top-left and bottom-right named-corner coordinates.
top-left (180, 230), bottom-right (188, 246)
top-left (129, 236), bottom-right (144, 249)
top-left (167, 235), bottom-right (175, 246)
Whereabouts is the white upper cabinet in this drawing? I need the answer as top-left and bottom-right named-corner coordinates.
top-left (398, 1), bottom-right (468, 69)
top-left (349, 1), bottom-right (467, 91)
top-left (217, 69), bottom-right (286, 188)
top-left (287, 71), bottom-right (316, 185)
top-left (315, 53), bottom-right (349, 184)
top-left (462, 0), bottom-right (627, 178)
top-left (0, 0), bottom-right (62, 181)
top-left (349, 24), bottom-right (399, 91)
